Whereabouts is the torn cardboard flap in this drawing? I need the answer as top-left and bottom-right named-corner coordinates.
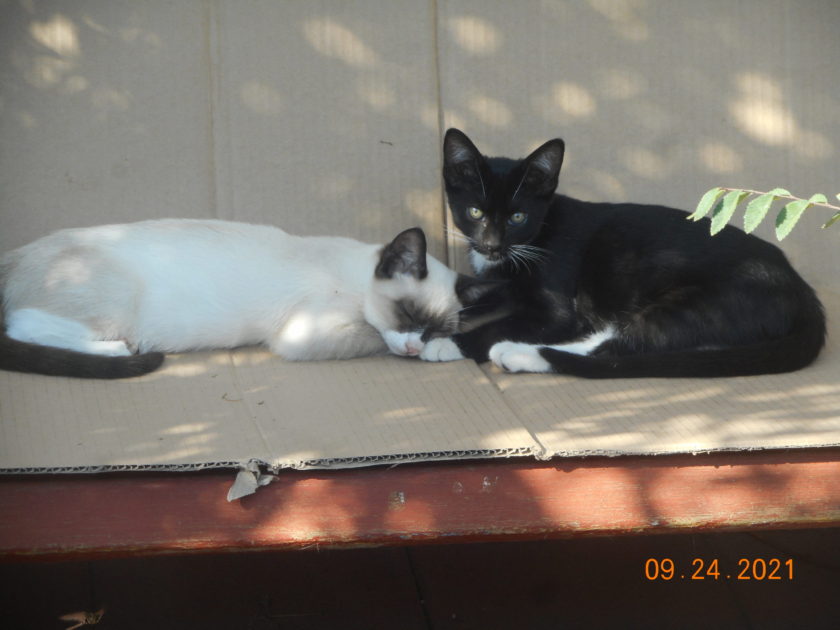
top-left (227, 461), bottom-right (276, 502)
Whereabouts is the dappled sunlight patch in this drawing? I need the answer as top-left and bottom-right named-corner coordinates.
top-left (729, 71), bottom-right (834, 160)
top-left (44, 253), bottom-right (93, 288)
top-left (380, 406), bottom-right (432, 422)
top-left (587, 0), bottom-right (650, 41)
top-left (302, 17), bottom-right (378, 68)
top-left (29, 13), bottom-right (80, 57)
top-left (161, 422), bottom-right (214, 436)
top-left (730, 97), bottom-right (796, 145)
top-left (551, 82), bottom-right (597, 118)
top-left (467, 94), bottom-right (512, 128)
top-left (356, 78), bottom-right (395, 111)
top-left (18, 54), bottom-right (76, 89)
top-left (440, 108), bottom-right (468, 133)
top-left (446, 16), bottom-right (503, 56)
top-left (588, 387), bottom-right (663, 404)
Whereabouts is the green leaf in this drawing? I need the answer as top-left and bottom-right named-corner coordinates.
top-left (822, 211), bottom-right (840, 229)
top-left (775, 199), bottom-right (810, 240)
top-left (766, 187), bottom-right (791, 197)
top-left (836, 193), bottom-right (840, 202)
top-left (808, 193), bottom-right (828, 205)
top-left (710, 190), bottom-right (749, 235)
top-left (689, 187), bottom-right (724, 221)
top-left (743, 193), bottom-right (776, 233)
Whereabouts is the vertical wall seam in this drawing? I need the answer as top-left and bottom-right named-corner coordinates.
top-left (204, 0), bottom-right (221, 219)
top-left (430, 0), bottom-right (452, 267)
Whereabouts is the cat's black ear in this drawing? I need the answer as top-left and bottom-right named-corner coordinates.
top-left (519, 138), bottom-right (565, 196)
top-left (455, 274), bottom-right (506, 305)
top-left (376, 227), bottom-right (428, 280)
top-left (443, 128), bottom-right (485, 188)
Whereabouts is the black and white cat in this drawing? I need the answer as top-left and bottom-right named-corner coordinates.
top-left (0, 219), bottom-right (494, 379)
top-left (419, 128), bottom-right (826, 378)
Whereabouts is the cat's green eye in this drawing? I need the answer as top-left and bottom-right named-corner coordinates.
top-left (508, 212), bottom-right (527, 225)
top-left (467, 207), bottom-right (484, 220)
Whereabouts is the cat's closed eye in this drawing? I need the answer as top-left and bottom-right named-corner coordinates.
top-left (508, 212), bottom-right (527, 225)
top-left (467, 207), bottom-right (484, 220)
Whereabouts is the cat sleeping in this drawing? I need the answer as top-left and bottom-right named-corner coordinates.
top-left (420, 128), bottom-right (826, 377)
top-left (0, 220), bottom-right (496, 379)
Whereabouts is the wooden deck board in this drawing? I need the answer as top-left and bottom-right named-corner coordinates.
top-left (2, 448), bottom-right (840, 560)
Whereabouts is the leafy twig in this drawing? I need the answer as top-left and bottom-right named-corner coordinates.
top-left (689, 187), bottom-right (840, 240)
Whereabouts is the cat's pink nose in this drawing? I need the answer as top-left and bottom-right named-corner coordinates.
top-left (404, 342), bottom-right (422, 356)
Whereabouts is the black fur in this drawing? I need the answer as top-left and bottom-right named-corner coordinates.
top-left (442, 128), bottom-right (826, 378)
top-left (0, 331), bottom-right (165, 379)
top-left (375, 227), bottom-right (428, 279)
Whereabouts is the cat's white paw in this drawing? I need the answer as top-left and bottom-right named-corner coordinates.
top-left (489, 341), bottom-right (551, 373)
top-left (419, 337), bottom-right (465, 362)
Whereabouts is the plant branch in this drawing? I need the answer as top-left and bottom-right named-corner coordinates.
top-left (716, 187), bottom-right (840, 212)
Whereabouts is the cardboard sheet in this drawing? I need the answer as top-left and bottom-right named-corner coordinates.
top-left (1, 292), bottom-right (838, 473)
top-left (484, 291), bottom-right (840, 458)
top-left (0, 351), bottom-right (540, 473)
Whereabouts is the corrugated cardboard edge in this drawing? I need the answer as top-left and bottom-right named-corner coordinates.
top-left (0, 446), bottom-right (542, 475)
top-left (7, 441), bottom-right (840, 476)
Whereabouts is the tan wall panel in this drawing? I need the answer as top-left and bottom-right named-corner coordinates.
top-left (437, 0), bottom-right (840, 287)
top-left (0, 0), bottom-right (215, 251)
top-left (210, 0), bottom-right (445, 257)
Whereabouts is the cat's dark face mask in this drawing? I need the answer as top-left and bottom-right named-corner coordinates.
top-left (442, 128), bottom-right (564, 270)
top-left (368, 227), bottom-right (501, 357)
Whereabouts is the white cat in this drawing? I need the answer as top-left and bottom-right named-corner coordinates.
top-left (0, 219), bottom-right (495, 378)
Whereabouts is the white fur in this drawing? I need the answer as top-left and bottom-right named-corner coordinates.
top-left (382, 330), bottom-right (424, 357)
top-left (7, 308), bottom-right (132, 356)
top-left (419, 337), bottom-right (465, 362)
top-left (489, 341), bottom-right (551, 373)
top-left (2, 219), bottom-right (462, 361)
top-left (545, 325), bottom-right (615, 356)
top-left (469, 249), bottom-right (503, 275)
top-left (490, 326), bottom-right (616, 373)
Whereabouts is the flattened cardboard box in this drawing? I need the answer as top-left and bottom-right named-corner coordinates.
top-left (1, 292), bottom-right (839, 474)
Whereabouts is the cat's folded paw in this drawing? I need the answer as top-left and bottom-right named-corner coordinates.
top-left (489, 341), bottom-right (552, 373)
top-left (419, 337), bottom-right (465, 362)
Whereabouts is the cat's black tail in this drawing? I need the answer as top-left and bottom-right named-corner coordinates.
top-left (538, 296), bottom-right (827, 379)
top-left (0, 332), bottom-right (165, 379)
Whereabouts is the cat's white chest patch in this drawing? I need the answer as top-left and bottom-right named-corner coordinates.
top-left (469, 249), bottom-right (503, 275)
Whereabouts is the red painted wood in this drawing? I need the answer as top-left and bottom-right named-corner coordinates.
top-left (2, 449), bottom-right (840, 560)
